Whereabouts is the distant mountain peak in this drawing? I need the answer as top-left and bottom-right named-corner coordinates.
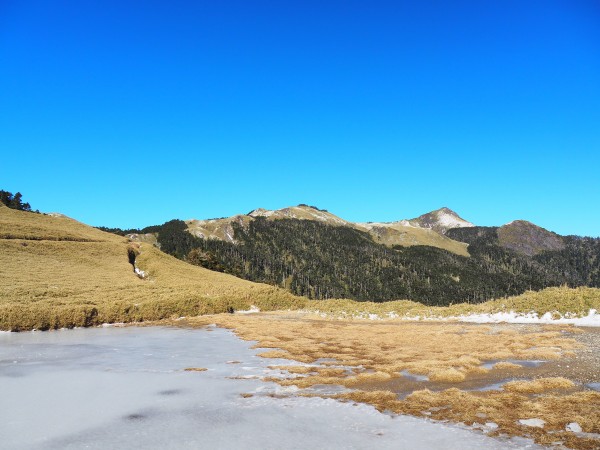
top-left (435, 206), bottom-right (460, 215)
top-left (247, 205), bottom-right (346, 223)
top-left (504, 219), bottom-right (536, 227)
top-left (498, 220), bottom-right (565, 256)
top-left (409, 207), bottom-right (474, 234)
top-left (248, 207), bottom-right (273, 218)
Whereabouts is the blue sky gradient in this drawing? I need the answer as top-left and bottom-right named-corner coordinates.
top-left (1, 1), bottom-right (599, 235)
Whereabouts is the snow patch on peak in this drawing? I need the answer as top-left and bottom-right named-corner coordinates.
top-left (358, 220), bottom-right (417, 230)
top-left (249, 205), bottom-right (348, 225)
top-left (434, 210), bottom-right (474, 229)
top-left (248, 208), bottom-right (275, 218)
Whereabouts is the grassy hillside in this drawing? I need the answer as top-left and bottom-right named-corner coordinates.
top-left (186, 215), bottom-right (253, 242)
top-left (359, 222), bottom-right (469, 256)
top-left (0, 205), bottom-right (304, 331)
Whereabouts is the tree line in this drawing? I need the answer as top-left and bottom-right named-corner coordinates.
top-left (0, 190), bottom-right (34, 212)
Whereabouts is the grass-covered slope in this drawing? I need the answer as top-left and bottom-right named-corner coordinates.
top-left (0, 205), bottom-right (304, 331)
top-left (359, 222), bottom-right (469, 256)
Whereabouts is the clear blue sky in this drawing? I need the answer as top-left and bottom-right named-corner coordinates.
top-left (1, 1), bottom-right (599, 236)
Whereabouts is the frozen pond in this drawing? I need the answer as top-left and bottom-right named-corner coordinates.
top-left (0, 326), bottom-right (541, 449)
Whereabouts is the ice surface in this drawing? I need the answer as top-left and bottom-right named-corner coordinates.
top-left (235, 305), bottom-right (260, 314)
top-left (482, 360), bottom-right (546, 370)
top-left (400, 370), bottom-right (429, 382)
top-left (0, 326), bottom-right (543, 449)
top-left (519, 418), bottom-right (546, 428)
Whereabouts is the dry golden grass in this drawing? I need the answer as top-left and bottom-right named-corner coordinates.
top-left (337, 389), bottom-right (399, 409)
top-left (0, 205), bottom-right (112, 241)
top-left (428, 368), bottom-right (466, 382)
top-left (342, 371), bottom-right (394, 386)
top-left (184, 367), bottom-right (208, 372)
top-left (316, 367), bottom-right (347, 377)
top-left (256, 350), bottom-right (294, 360)
top-left (272, 375), bottom-right (346, 389)
top-left (186, 215), bottom-right (253, 242)
top-left (269, 365), bottom-right (317, 374)
top-left (493, 361), bottom-right (522, 370)
top-left (357, 222), bottom-right (470, 256)
top-left (182, 314), bottom-right (580, 384)
top-left (504, 377), bottom-right (576, 394)
top-left (0, 206), bottom-right (306, 331)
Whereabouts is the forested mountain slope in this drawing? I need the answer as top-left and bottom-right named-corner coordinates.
top-left (447, 226), bottom-right (600, 288)
top-left (142, 216), bottom-right (600, 305)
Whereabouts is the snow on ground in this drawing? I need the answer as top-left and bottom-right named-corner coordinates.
top-left (566, 422), bottom-right (583, 433)
top-left (456, 309), bottom-right (600, 327)
top-left (0, 326), bottom-right (542, 450)
top-left (310, 309), bottom-right (600, 327)
top-left (434, 211), bottom-right (474, 229)
top-left (519, 419), bottom-right (546, 428)
top-left (235, 305), bottom-right (260, 314)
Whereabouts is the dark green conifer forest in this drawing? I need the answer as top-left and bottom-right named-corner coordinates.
top-left (0, 190), bottom-right (32, 212)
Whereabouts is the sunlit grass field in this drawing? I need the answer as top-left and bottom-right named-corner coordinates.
top-left (0, 204), bottom-right (304, 331)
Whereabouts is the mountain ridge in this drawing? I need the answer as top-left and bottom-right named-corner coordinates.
top-left (183, 204), bottom-right (472, 256)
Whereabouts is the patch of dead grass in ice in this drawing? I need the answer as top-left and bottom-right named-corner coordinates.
top-left (335, 388), bottom-right (600, 450)
top-left (493, 361), bottom-right (522, 370)
top-left (504, 377), bottom-right (576, 394)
